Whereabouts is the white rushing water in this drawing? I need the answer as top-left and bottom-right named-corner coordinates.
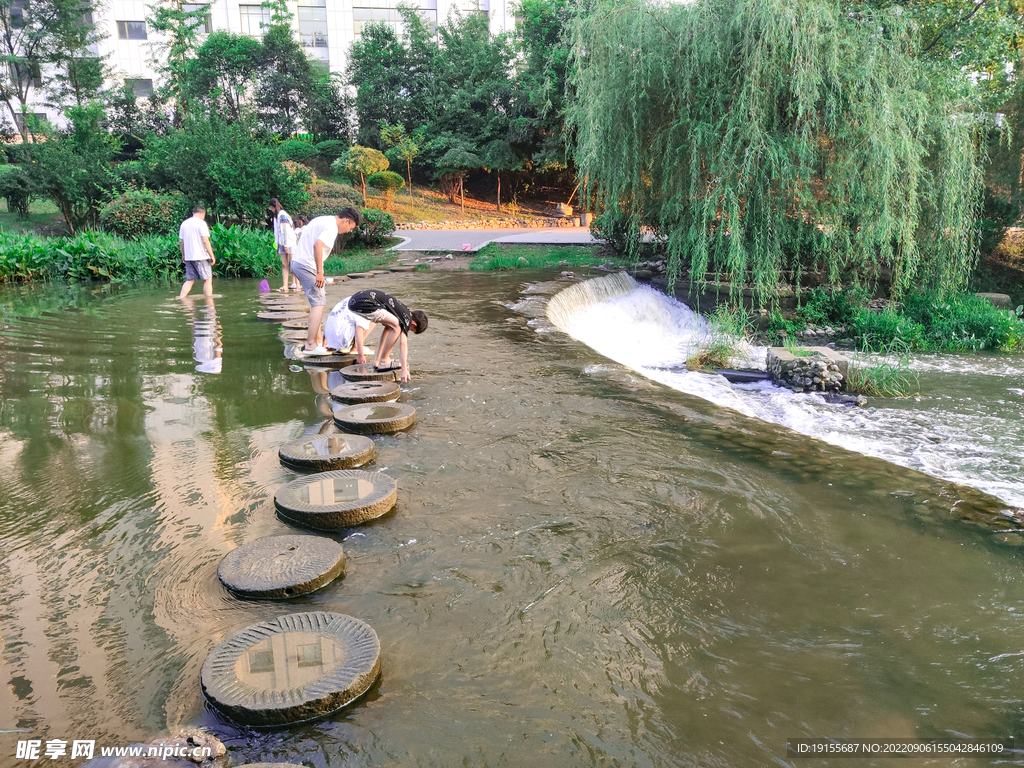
top-left (541, 274), bottom-right (1024, 509)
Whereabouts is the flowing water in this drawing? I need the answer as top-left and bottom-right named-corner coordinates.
top-left (1, 273), bottom-right (1024, 767)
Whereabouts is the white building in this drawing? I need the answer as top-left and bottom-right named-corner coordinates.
top-left (25, 0), bottom-right (516, 125)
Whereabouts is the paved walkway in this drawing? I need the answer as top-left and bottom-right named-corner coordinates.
top-left (389, 227), bottom-right (598, 252)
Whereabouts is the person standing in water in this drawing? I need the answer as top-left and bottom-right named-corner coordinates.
top-left (269, 198), bottom-right (300, 293)
top-left (178, 205), bottom-right (216, 298)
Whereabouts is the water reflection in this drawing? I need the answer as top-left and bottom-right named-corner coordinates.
top-left (298, 436), bottom-right (352, 457)
top-left (183, 296), bottom-right (222, 374)
top-left (301, 477), bottom-right (372, 505)
top-left (233, 632), bottom-right (344, 691)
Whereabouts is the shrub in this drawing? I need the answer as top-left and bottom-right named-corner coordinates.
top-left (367, 170), bottom-right (404, 210)
top-left (355, 207), bottom-right (394, 247)
top-left (0, 166), bottom-right (37, 216)
top-left (314, 140), bottom-right (349, 160)
top-left (278, 139), bottom-right (318, 162)
top-left (797, 286), bottom-right (868, 326)
top-left (113, 160), bottom-right (150, 189)
top-left (298, 180), bottom-right (365, 219)
top-left (849, 308), bottom-right (926, 349)
top-left (589, 211), bottom-right (635, 255)
top-left (209, 223), bottom-right (278, 277)
top-left (99, 189), bottom-right (193, 238)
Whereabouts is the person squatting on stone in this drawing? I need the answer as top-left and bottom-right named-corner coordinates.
top-left (347, 289), bottom-right (428, 383)
top-left (178, 205), bottom-right (216, 298)
top-left (269, 198), bottom-right (300, 293)
top-left (291, 208), bottom-right (361, 356)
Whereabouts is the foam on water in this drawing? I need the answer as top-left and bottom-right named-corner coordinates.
top-left (544, 274), bottom-right (1024, 509)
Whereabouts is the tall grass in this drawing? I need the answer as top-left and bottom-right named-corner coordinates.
top-left (687, 303), bottom-right (750, 370)
top-left (845, 339), bottom-right (920, 397)
top-left (469, 243), bottom-right (613, 271)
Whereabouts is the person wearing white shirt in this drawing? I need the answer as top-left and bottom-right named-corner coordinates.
top-left (269, 198), bottom-right (300, 292)
top-left (290, 207), bottom-right (361, 356)
top-left (178, 205), bottom-right (216, 298)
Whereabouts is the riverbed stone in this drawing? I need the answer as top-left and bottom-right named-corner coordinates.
top-left (275, 469), bottom-right (398, 529)
top-left (340, 363), bottom-right (401, 382)
top-left (766, 347), bottom-right (849, 393)
top-left (279, 433), bottom-right (376, 471)
top-left (217, 535), bottom-right (346, 599)
top-left (330, 380), bottom-right (401, 405)
top-left (975, 292), bottom-right (1012, 309)
top-left (200, 611), bottom-right (380, 727)
top-left (333, 402), bottom-right (416, 435)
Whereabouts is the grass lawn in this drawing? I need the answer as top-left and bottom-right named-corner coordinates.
top-left (0, 199), bottom-right (65, 236)
top-left (468, 242), bottom-right (625, 271)
top-left (324, 237), bottom-right (403, 274)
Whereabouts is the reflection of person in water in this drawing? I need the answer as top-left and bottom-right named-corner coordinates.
top-left (184, 295), bottom-right (223, 374)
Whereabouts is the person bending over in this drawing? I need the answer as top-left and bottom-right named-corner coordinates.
top-left (347, 289), bottom-right (427, 383)
top-left (290, 207), bottom-right (360, 356)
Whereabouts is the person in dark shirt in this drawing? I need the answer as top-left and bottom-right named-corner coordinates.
top-left (348, 289), bottom-right (428, 382)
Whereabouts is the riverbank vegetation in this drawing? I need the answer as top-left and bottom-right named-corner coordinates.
top-left (468, 243), bottom-right (617, 271)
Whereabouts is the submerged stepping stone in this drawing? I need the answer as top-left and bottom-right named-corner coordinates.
top-left (279, 329), bottom-right (309, 344)
top-left (333, 402), bottom-right (416, 435)
top-left (347, 272), bottom-right (376, 279)
top-left (369, 270), bottom-right (390, 275)
top-left (389, 265), bottom-right (416, 272)
top-left (257, 311), bottom-right (309, 322)
top-left (340, 363), bottom-right (400, 382)
top-left (217, 534), bottom-right (346, 599)
top-left (200, 611), bottom-right (380, 727)
top-left (282, 318), bottom-right (310, 330)
top-left (330, 380), bottom-right (401, 405)
top-left (279, 433), bottom-right (376, 471)
top-left (275, 469), bottom-right (397, 529)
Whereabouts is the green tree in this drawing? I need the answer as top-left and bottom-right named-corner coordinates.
top-left (569, 0), bottom-right (989, 299)
top-left (516, 0), bottom-right (573, 168)
top-left (346, 21), bottom-right (409, 146)
top-left (256, 9), bottom-right (315, 135)
top-left (304, 72), bottom-right (351, 142)
top-left (188, 31), bottom-right (262, 121)
top-left (367, 169), bottom-right (404, 210)
top-left (332, 145), bottom-right (388, 198)
top-left (0, 0), bottom-right (100, 139)
top-left (25, 102), bottom-right (119, 233)
top-left (379, 121), bottom-right (425, 197)
top-left (481, 139), bottom-right (521, 211)
top-left (438, 146), bottom-right (481, 214)
top-left (148, 0), bottom-right (210, 122)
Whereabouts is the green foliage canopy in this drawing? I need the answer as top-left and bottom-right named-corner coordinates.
top-left (568, 0), bottom-right (990, 300)
top-left (332, 145), bottom-right (389, 198)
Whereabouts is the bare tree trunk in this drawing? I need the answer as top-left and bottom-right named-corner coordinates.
top-left (407, 158), bottom-right (413, 197)
top-left (460, 176), bottom-right (465, 215)
top-left (496, 172), bottom-right (501, 212)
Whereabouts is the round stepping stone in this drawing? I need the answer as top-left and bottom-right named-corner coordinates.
top-left (259, 293), bottom-right (305, 302)
top-left (333, 402), bottom-right (416, 435)
top-left (369, 270), bottom-right (390, 275)
top-left (302, 354), bottom-right (356, 369)
top-left (340, 363), bottom-right (400, 382)
top-left (217, 535), bottom-right (346, 599)
top-left (238, 764), bottom-right (306, 768)
top-left (279, 433), bottom-right (376, 471)
top-left (347, 272), bottom-right (375, 279)
top-left (282, 318), bottom-right (310, 330)
top-left (200, 611), bottom-right (380, 727)
top-left (330, 380), bottom-right (401, 405)
top-left (389, 266), bottom-right (416, 272)
top-left (257, 311), bottom-right (309, 322)
top-left (275, 470), bottom-right (397, 529)
top-left (279, 329), bottom-right (308, 344)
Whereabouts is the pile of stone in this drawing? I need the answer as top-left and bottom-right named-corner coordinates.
top-left (774, 326), bottom-right (846, 346)
top-left (766, 347), bottom-right (848, 393)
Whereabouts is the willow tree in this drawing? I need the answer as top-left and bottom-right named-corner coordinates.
top-left (567, 0), bottom-right (989, 300)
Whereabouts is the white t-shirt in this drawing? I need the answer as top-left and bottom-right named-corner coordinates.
top-left (274, 209), bottom-right (296, 249)
top-left (324, 297), bottom-right (371, 352)
top-left (291, 215), bottom-right (338, 270)
top-left (179, 216), bottom-right (211, 261)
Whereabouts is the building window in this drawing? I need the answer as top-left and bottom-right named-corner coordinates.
top-left (9, 0), bottom-right (25, 28)
top-left (298, 0), bottom-right (328, 49)
top-left (116, 20), bottom-right (147, 40)
top-left (13, 113), bottom-right (48, 131)
top-left (8, 61), bottom-right (41, 89)
top-left (182, 4), bottom-right (212, 33)
top-left (125, 78), bottom-right (153, 97)
top-left (239, 5), bottom-right (271, 36)
top-left (354, 6), bottom-right (437, 37)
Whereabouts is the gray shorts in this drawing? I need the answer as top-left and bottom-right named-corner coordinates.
top-left (184, 260), bottom-right (212, 281)
top-left (291, 261), bottom-right (326, 307)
